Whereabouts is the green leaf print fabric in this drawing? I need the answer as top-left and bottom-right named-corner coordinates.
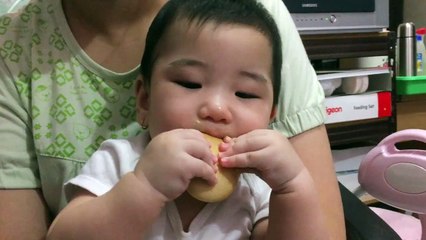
top-left (0, 0), bottom-right (142, 215)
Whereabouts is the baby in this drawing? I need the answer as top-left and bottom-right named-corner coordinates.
top-left (47, 0), bottom-right (328, 239)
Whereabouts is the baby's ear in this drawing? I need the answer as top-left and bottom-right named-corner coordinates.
top-left (269, 106), bottom-right (277, 122)
top-left (135, 75), bottom-right (150, 125)
top-left (135, 75), bottom-right (149, 109)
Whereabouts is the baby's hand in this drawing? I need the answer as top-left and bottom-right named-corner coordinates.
top-left (134, 129), bottom-right (218, 201)
top-left (219, 129), bottom-right (305, 193)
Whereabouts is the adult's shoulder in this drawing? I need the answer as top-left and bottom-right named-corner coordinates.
top-left (0, 0), bottom-right (52, 36)
top-left (0, 0), bottom-right (57, 69)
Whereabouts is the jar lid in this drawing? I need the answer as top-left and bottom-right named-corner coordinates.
top-left (416, 27), bottom-right (426, 35)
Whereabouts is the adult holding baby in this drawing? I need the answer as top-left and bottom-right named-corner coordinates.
top-left (0, 0), bottom-right (345, 239)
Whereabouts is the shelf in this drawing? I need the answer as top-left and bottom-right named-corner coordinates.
top-left (301, 31), bottom-right (395, 60)
top-left (317, 68), bottom-right (390, 81)
top-left (301, 31), bottom-right (397, 148)
top-left (326, 118), bottom-right (395, 147)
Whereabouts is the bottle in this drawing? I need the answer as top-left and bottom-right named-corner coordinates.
top-left (397, 23), bottom-right (417, 76)
top-left (416, 28), bottom-right (426, 75)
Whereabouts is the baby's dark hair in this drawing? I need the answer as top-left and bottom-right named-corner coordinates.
top-left (140, 0), bottom-right (282, 106)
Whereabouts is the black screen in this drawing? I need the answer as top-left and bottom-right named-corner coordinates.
top-left (283, 0), bottom-right (375, 13)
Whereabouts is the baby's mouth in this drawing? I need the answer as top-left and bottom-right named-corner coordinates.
top-left (193, 119), bottom-right (224, 139)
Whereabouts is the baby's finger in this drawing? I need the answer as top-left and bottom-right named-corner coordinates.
top-left (220, 134), bottom-right (268, 158)
top-left (187, 157), bottom-right (218, 186)
top-left (184, 138), bottom-right (217, 167)
top-left (218, 136), bottom-right (235, 152)
top-left (220, 150), bottom-right (264, 169)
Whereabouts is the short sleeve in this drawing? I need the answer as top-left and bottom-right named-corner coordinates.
top-left (0, 50), bottom-right (39, 188)
top-left (65, 135), bottom-right (145, 200)
top-left (258, 0), bottom-right (326, 137)
top-left (241, 174), bottom-right (271, 223)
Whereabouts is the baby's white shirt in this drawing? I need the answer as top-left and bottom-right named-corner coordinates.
top-left (66, 132), bottom-right (271, 239)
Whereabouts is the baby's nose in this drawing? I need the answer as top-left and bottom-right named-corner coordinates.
top-left (198, 96), bottom-right (232, 123)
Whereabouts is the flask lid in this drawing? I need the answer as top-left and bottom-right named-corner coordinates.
top-left (398, 22), bottom-right (416, 38)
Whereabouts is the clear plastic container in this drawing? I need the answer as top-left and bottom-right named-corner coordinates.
top-left (416, 28), bottom-right (426, 76)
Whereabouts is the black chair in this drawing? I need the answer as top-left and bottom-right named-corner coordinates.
top-left (339, 182), bottom-right (401, 240)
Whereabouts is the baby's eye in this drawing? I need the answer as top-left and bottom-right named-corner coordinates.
top-left (174, 80), bottom-right (201, 89)
top-left (235, 92), bottom-right (259, 99)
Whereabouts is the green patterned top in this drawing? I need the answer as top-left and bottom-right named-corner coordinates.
top-left (0, 0), bottom-right (141, 214)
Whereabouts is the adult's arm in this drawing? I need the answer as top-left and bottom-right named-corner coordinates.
top-left (0, 43), bottom-right (48, 238)
top-left (257, 0), bottom-right (346, 238)
top-left (0, 189), bottom-right (50, 240)
top-left (290, 125), bottom-right (346, 240)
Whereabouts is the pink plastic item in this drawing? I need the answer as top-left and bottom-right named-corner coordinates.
top-left (359, 129), bottom-right (426, 240)
top-left (371, 207), bottom-right (421, 239)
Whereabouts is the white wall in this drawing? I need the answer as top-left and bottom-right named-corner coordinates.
top-left (404, 0), bottom-right (426, 28)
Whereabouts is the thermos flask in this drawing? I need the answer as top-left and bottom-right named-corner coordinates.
top-left (397, 22), bottom-right (417, 76)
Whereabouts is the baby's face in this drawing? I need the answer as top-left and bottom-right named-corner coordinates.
top-left (140, 21), bottom-right (275, 138)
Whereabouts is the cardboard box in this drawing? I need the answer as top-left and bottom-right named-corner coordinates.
top-left (325, 91), bottom-right (392, 124)
top-left (397, 94), bottom-right (426, 130)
